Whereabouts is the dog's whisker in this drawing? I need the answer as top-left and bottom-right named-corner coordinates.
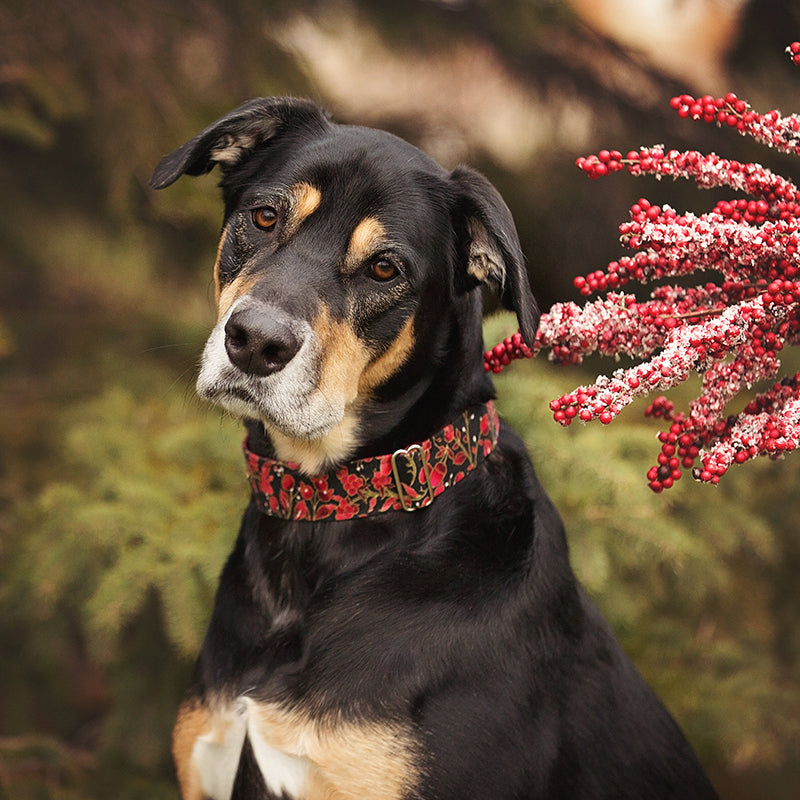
top-left (140, 342), bottom-right (195, 353)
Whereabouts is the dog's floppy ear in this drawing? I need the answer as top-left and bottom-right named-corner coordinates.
top-left (450, 166), bottom-right (539, 346)
top-left (149, 97), bottom-right (329, 190)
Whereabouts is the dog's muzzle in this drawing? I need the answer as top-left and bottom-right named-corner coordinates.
top-left (196, 299), bottom-right (346, 441)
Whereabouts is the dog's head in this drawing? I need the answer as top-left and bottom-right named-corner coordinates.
top-left (152, 98), bottom-right (538, 472)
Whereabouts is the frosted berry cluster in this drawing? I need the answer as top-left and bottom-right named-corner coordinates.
top-left (486, 44), bottom-right (800, 491)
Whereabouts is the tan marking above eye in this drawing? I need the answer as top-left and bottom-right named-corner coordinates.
top-left (344, 217), bottom-right (387, 273)
top-left (278, 182), bottom-right (323, 240)
top-left (290, 182), bottom-right (322, 225)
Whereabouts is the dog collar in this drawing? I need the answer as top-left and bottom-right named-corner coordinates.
top-left (243, 402), bottom-right (499, 521)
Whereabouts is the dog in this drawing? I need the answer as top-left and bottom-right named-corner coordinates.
top-left (151, 97), bottom-right (719, 800)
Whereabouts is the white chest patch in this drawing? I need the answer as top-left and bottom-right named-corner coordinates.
top-left (246, 702), bottom-right (312, 798)
top-left (190, 700), bottom-right (247, 800)
top-left (190, 698), bottom-right (310, 800)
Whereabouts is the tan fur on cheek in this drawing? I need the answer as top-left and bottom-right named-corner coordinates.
top-left (317, 319), bottom-right (373, 408)
top-left (359, 317), bottom-right (415, 395)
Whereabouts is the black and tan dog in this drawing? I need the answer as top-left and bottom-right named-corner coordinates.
top-left (151, 97), bottom-right (718, 800)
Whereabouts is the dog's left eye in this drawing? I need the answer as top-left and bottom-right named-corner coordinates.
top-left (368, 259), bottom-right (398, 282)
top-left (252, 207), bottom-right (278, 231)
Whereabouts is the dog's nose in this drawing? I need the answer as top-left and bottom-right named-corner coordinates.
top-left (224, 307), bottom-right (302, 376)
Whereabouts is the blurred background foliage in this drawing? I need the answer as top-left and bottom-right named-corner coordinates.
top-left (1, 0), bottom-right (800, 796)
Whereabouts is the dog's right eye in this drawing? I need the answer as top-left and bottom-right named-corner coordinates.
top-left (252, 207), bottom-right (278, 231)
top-left (368, 258), bottom-right (398, 282)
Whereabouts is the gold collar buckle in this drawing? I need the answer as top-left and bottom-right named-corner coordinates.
top-left (390, 443), bottom-right (435, 512)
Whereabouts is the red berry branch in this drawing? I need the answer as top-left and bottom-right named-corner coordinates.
top-left (486, 43), bottom-right (800, 491)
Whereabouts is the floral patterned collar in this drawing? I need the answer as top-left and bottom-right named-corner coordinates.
top-left (243, 402), bottom-right (500, 521)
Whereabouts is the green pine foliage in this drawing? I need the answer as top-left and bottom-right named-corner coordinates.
top-left (4, 382), bottom-right (245, 798)
top-left (21, 386), bottom-right (244, 662)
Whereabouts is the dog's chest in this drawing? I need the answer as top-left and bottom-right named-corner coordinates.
top-left (173, 694), bottom-right (420, 800)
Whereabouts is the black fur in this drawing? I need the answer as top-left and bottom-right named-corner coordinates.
top-left (153, 98), bottom-right (718, 799)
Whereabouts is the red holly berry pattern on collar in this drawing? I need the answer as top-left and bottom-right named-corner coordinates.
top-left (244, 402), bottom-right (500, 521)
